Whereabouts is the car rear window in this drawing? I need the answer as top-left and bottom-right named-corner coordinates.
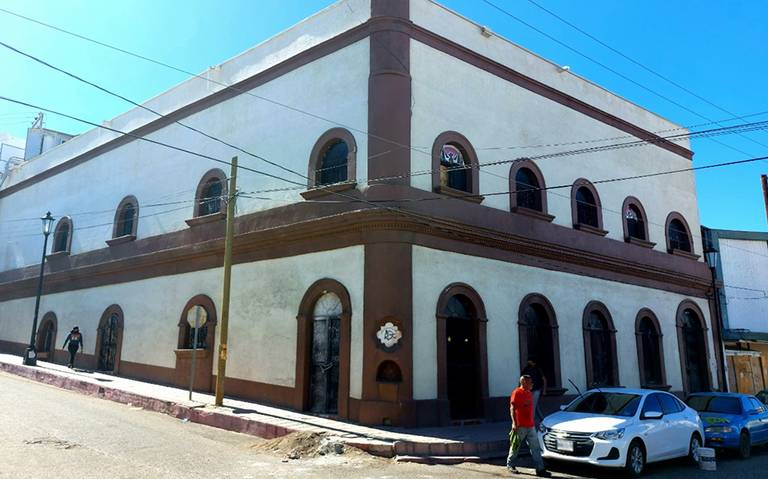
top-left (687, 396), bottom-right (742, 414)
top-left (565, 392), bottom-right (642, 417)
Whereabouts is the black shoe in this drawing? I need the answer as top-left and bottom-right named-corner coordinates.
top-left (535, 470), bottom-right (551, 478)
top-left (506, 465), bottom-right (518, 473)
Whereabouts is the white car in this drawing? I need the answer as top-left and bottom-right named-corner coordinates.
top-left (539, 388), bottom-right (704, 476)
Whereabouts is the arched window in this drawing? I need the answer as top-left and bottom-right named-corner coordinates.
top-left (509, 160), bottom-right (551, 220)
top-left (666, 212), bottom-right (695, 255)
top-left (110, 195), bottom-right (138, 242)
top-left (96, 305), bottom-right (124, 373)
top-left (622, 197), bottom-right (654, 247)
top-left (676, 301), bottom-right (711, 393)
top-left (582, 302), bottom-right (619, 388)
top-left (431, 132), bottom-right (481, 202)
top-left (177, 295), bottom-right (217, 350)
top-left (436, 283), bottom-right (489, 423)
top-left (51, 216), bottom-right (73, 254)
top-left (571, 179), bottom-right (605, 234)
top-left (306, 128), bottom-right (357, 192)
top-left (193, 169), bottom-right (227, 218)
top-left (635, 310), bottom-right (667, 388)
top-left (518, 294), bottom-right (561, 390)
top-left (36, 312), bottom-right (57, 360)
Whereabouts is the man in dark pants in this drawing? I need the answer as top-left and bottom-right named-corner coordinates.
top-left (62, 326), bottom-right (83, 368)
top-left (522, 357), bottom-right (547, 423)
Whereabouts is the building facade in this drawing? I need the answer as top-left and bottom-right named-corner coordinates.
top-left (703, 227), bottom-right (768, 395)
top-left (0, 0), bottom-right (720, 426)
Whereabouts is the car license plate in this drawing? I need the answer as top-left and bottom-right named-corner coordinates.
top-left (556, 439), bottom-right (574, 452)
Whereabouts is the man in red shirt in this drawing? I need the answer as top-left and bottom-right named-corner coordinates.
top-left (507, 375), bottom-right (550, 477)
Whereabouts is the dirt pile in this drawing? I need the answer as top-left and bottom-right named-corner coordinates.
top-left (251, 431), bottom-right (358, 460)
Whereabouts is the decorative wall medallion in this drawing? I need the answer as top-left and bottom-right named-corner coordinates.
top-left (376, 322), bottom-right (402, 348)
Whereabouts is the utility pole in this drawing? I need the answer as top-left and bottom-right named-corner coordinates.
top-left (761, 174), bottom-right (768, 224)
top-left (215, 156), bottom-right (237, 407)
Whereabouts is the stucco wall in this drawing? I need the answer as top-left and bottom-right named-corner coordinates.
top-left (0, 246), bottom-right (365, 396)
top-left (411, 246), bottom-right (716, 400)
top-left (410, 40), bottom-right (701, 255)
top-left (720, 238), bottom-right (768, 332)
top-left (0, 39), bottom-right (370, 272)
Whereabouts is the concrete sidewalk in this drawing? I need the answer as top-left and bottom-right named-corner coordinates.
top-left (0, 353), bottom-right (510, 463)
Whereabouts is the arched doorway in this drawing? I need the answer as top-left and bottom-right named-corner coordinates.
top-left (582, 302), bottom-right (619, 388)
top-left (676, 302), bottom-right (710, 393)
top-left (96, 305), bottom-right (124, 373)
top-left (437, 283), bottom-right (488, 422)
top-left (518, 294), bottom-right (561, 391)
top-left (296, 279), bottom-right (352, 418)
top-left (36, 312), bottom-right (57, 361)
top-left (174, 295), bottom-right (218, 392)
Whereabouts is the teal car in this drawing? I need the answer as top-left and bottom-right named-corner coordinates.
top-left (686, 393), bottom-right (768, 458)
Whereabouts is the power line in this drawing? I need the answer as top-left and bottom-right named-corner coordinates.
top-left (522, 0), bottom-right (768, 152)
top-left (479, 0), bottom-right (764, 159)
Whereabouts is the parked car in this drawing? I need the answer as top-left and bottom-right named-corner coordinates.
top-left (757, 389), bottom-right (768, 406)
top-left (539, 389), bottom-right (704, 477)
top-left (686, 392), bottom-right (768, 458)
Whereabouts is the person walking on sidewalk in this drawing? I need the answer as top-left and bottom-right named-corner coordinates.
top-left (507, 375), bottom-right (550, 477)
top-left (62, 327), bottom-right (83, 369)
top-left (521, 357), bottom-right (547, 423)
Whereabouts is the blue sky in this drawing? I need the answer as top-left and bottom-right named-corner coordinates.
top-left (0, 0), bottom-right (766, 231)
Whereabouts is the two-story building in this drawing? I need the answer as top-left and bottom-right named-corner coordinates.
top-left (0, 0), bottom-right (720, 426)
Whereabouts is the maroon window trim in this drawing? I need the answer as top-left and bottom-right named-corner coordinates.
top-left (665, 211), bottom-right (698, 258)
top-left (582, 300), bottom-right (620, 388)
top-left (675, 300), bottom-right (712, 394)
top-left (622, 196), bottom-right (655, 248)
top-left (431, 131), bottom-right (482, 203)
top-left (193, 169), bottom-right (228, 218)
top-left (517, 293), bottom-right (562, 390)
top-left (176, 294), bottom-right (218, 350)
top-left (509, 159), bottom-right (553, 221)
top-left (95, 304), bottom-right (125, 374)
top-left (571, 178), bottom-right (607, 236)
top-left (110, 195), bottom-right (139, 241)
top-left (305, 128), bottom-right (358, 191)
top-left (634, 308), bottom-right (669, 390)
top-left (50, 216), bottom-right (73, 255)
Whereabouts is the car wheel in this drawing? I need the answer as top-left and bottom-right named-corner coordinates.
top-left (625, 440), bottom-right (645, 477)
top-left (738, 431), bottom-right (751, 459)
top-left (688, 433), bottom-right (702, 464)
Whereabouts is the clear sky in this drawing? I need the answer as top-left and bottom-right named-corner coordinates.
top-left (0, 0), bottom-right (766, 231)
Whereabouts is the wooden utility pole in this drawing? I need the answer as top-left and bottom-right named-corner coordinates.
top-left (761, 174), bottom-right (768, 224)
top-left (215, 156), bottom-right (237, 407)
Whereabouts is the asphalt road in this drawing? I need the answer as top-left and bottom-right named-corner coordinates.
top-left (2, 370), bottom-right (767, 478)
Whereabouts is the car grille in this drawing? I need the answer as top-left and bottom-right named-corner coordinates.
top-left (543, 430), bottom-right (595, 457)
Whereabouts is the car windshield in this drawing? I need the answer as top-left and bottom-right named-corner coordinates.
top-left (565, 392), bottom-right (642, 417)
top-left (687, 396), bottom-right (742, 414)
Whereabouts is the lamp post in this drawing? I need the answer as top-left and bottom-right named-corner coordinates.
top-left (23, 212), bottom-right (55, 366)
top-left (704, 245), bottom-right (727, 390)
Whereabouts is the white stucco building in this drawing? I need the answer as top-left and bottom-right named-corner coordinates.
top-left (0, 0), bottom-right (720, 426)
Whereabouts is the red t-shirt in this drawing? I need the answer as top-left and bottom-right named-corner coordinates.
top-left (510, 387), bottom-right (535, 428)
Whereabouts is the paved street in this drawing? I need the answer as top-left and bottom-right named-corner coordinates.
top-left (2, 370), bottom-right (768, 478)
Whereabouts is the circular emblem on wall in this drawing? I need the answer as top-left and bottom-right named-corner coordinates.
top-left (376, 322), bottom-right (402, 348)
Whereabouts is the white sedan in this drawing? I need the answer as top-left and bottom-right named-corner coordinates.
top-left (539, 388), bottom-right (704, 476)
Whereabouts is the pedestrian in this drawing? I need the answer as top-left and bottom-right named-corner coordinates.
top-left (521, 357), bottom-right (547, 423)
top-left (507, 375), bottom-right (550, 477)
top-left (62, 326), bottom-right (83, 369)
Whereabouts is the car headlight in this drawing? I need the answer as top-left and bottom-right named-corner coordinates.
top-left (705, 426), bottom-right (733, 433)
top-left (593, 428), bottom-right (625, 440)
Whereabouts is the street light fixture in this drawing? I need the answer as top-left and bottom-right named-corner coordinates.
top-left (23, 212), bottom-right (55, 366)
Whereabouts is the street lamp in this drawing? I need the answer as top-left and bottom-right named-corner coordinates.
top-left (703, 244), bottom-right (726, 390)
top-left (23, 212), bottom-right (55, 366)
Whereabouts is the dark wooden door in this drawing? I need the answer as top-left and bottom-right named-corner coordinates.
top-left (98, 313), bottom-right (120, 371)
top-left (309, 315), bottom-right (340, 414)
top-left (684, 320), bottom-right (709, 392)
top-left (447, 316), bottom-right (481, 419)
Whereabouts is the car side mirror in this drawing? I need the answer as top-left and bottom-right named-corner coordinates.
top-left (559, 405), bottom-right (567, 411)
top-left (642, 410), bottom-right (663, 420)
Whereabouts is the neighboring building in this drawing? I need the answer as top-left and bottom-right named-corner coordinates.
top-left (0, 0), bottom-right (719, 427)
top-left (703, 227), bottom-right (768, 395)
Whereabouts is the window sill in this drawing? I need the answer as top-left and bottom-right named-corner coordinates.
top-left (668, 248), bottom-right (700, 260)
top-left (46, 251), bottom-right (70, 260)
top-left (106, 234), bottom-right (136, 247)
top-left (174, 348), bottom-right (210, 359)
top-left (434, 185), bottom-right (484, 203)
top-left (511, 206), bottom-right (555, 222)
top-left (185, 212), bottom-right (225, 227)
top-left (625, 236), bottom-right (656, 249)
top-left (574, 223), bottom-right (608, 237)
top-left (641, 384), bottom-right (671, 391)
top-left (300, 181), bottom-right (357, 200)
